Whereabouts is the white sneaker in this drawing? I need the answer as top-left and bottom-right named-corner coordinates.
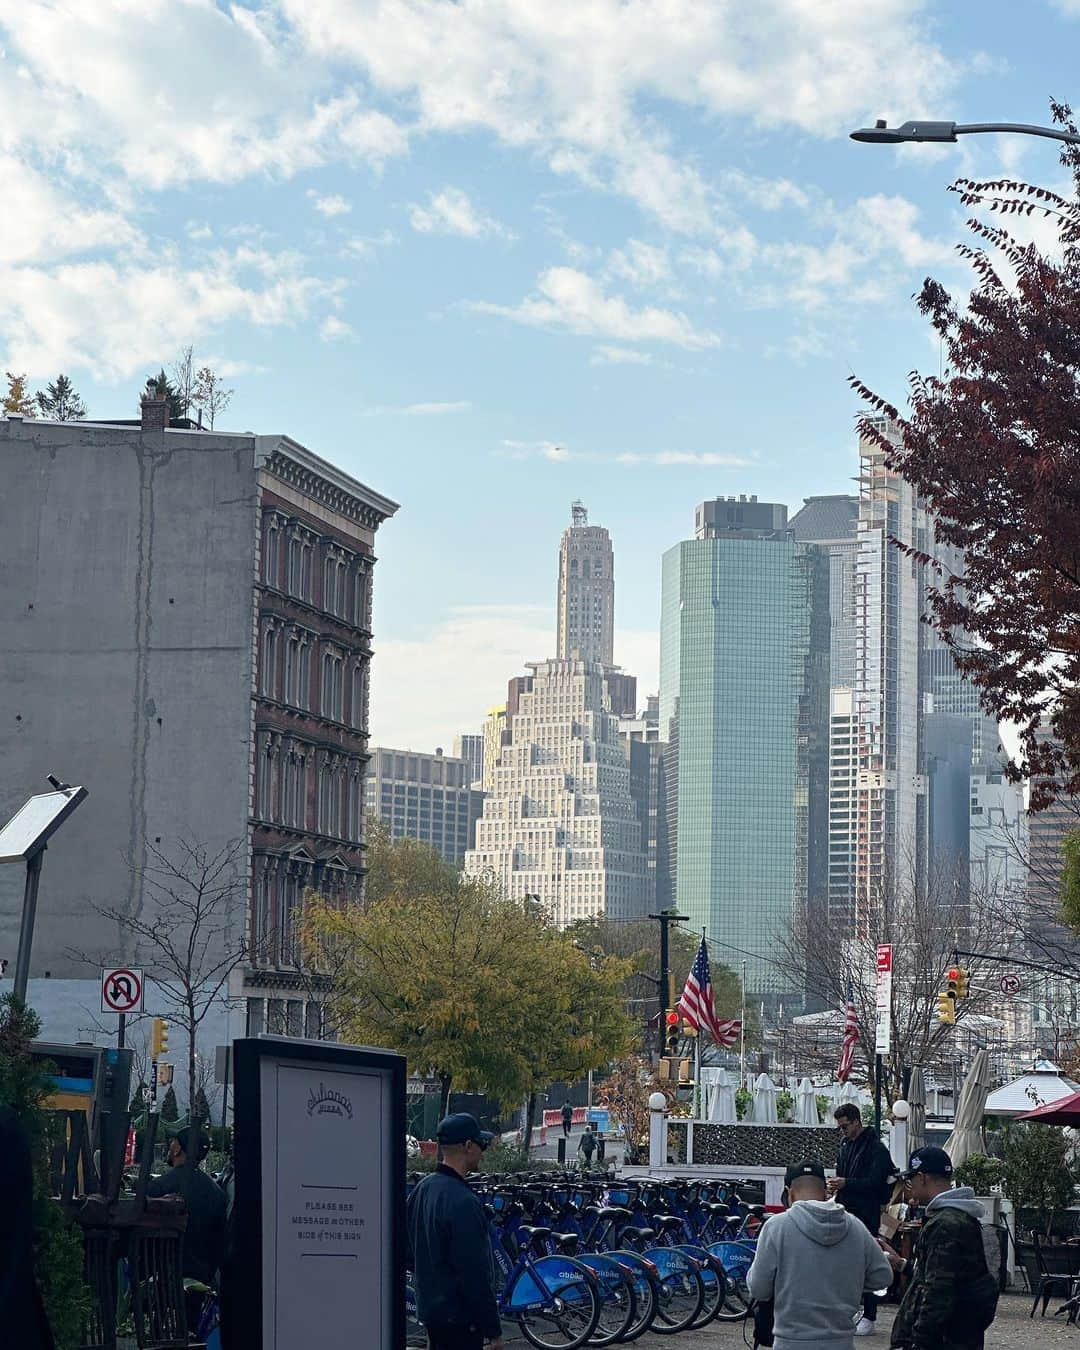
top-left (854, 1318), bottom-right (877, 1337)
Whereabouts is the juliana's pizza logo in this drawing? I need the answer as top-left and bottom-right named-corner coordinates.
top-left (307, 1083), bottom-right (354, 1119)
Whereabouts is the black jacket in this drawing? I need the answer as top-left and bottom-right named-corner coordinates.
top-left (147, 1162), bottom-right (228, 1286)
top-left (0, 1107), bottom-right (55, 1350)
top-left (836, 1126), bottom-right (898, 1235)
top-left (406, 1165), bottom-right (501, 1339)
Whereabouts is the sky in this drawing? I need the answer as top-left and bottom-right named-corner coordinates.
top-left (2, 0), bottom-right (1078, 751)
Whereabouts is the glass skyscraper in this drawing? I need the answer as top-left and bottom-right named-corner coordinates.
top-left (659, 497), bottom-right (827, 1002)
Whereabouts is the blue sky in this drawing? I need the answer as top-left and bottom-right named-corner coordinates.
top-left (2, 0), bottom-right (1078, 748)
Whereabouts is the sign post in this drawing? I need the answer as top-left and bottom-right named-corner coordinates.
top-left (233, 1037), bottom-right (406, 1350)
top-left (101, 967), bottom-right (144, 1051)
top-left (874, 945), bottom-right (894, 1134)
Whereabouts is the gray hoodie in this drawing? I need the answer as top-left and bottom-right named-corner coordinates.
top-left (747, 1198), bottom-right (895, 1350)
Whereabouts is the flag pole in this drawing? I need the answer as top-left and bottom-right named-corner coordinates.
top-left (739, 960), bottom-right (747, 1093)
top-left (694, 929), bottom-right (705, 1119)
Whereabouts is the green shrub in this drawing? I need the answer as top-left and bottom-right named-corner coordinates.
top-left (1001, 1124), bottom-right (1078, 1234)
top-left (954, 1153), bottom-right (1006, 1195)
top-left (0, 995), bottom-right (89, 1349)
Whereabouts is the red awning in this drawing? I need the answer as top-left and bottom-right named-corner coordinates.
top-left (1016, 1091), bottom-right (1080, 1126)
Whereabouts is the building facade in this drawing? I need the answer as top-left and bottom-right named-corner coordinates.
top-left (556, 502), bottom-right (615, 666)
top-left (366, 746), bottom-right (484, 866)
top-left (464, 659), bottom-right (645, 924)
top-left (453, 733), bottom-right (485, 789)
top-left (659, 500), bottom-right (828, 1001)
top-left (0, 409), bottom-right (397, 1051)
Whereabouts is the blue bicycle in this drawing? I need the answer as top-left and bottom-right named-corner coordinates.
top-left (488, 1217), bottom-right (601, 1349)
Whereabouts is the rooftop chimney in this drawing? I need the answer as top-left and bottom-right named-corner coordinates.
top-left (140, 380), bottom-right (170, 432)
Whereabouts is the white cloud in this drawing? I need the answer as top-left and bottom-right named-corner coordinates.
top-left (308, 190), bottom-right (352, 217)
top-left (282, 0), bottom-right (966, 231)
top-left (319, 315), bottom-right (356, 341)
top-left (590, 345), bottom-right (654, 366)
top-left (495, 440), bottom-right (748, 467)
top-left (345, 230), bottom-right (397, 260)
top-left (0, 245), bottom-right (333, 379)
top-left (409, 186), bottom-right (509, 239)
top-left (607, 240), bottom-right (672, 289)
top-left (615, 450), bottom-right (751, 467)
top-left (364, 400), bottom-right (472, 416)
top-left (371, 603), bottom-right (659, 748)
top-left (473, 267), bottom-right (722, 348)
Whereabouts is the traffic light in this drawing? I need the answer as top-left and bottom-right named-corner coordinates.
top-left (953, 967), bottom-right (970, 999)
top-left (936, 992), bottom-right (956, 1026)
top-left (664, 1010), bottom-right (680, 1054)
top-left (150, 1017), bottom-right (169, 1058)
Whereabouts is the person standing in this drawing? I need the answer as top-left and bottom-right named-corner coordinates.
top-left (561, 1100), bottom-right (573, 1138)
top-left (827, 1104), bottom-right (899, 1337)
top-left (0, 1107), bottom-right (54, 1350)
top-left (886, 1148), bottom-right (997, 1350)
top-left (748, 1160), bottom-right (894, 1350)
top-left (406, 1113), bottom-right (503, 1350)
top-left (147, 1126), bottom-right (228, 1289)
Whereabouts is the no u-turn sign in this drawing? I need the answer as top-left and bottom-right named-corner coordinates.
top-left (101, 967), bottom-right (144, 1014)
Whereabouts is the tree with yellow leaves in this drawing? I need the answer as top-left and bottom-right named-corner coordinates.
top-left (3, 372), bottom-right (35, 416)
top-left (300, 837), bottom-right (634, 1114)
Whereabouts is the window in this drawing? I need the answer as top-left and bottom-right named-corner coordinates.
top-left (260, 625), bottom-right (278, 698)
top-left (263, 522), bottom-right (281, 587)
top-left (259, 742), bottom-right (276, 820)
top-left (324, 553), bottom-right (347, 616)
top-left (322, 650), bottom-right (344, 721)
top-left (350, 662), bottom-right (367, 730)
top-left (347, 769), bottom-right (364, 840)
top-left (285, 634), bottom-right (311, 708)
top-left (247, 998), bottom-right (265, 1037)
top-left (353, 566), bottom-right (370, 628)
top-left (287, 534), bottom-right (314, 602)
top-left (318, 761), bottom-right (343, 837)
top-left (305, 1002), bottom-right (323, 1040)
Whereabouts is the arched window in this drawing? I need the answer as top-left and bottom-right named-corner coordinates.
top-left (263, 521), bottom-right (281, 587)
top-left (322, 650), bottom-right (343, 721)
top-left (349, 661), bottom-right (367, 730)
top-left (260, 624), bottom-right (278, 698)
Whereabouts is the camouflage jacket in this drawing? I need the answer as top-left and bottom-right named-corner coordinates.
top-left (891, 1193), bottom-right (988, 1349)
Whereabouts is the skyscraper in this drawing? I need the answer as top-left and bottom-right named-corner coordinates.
top-left (366, 746), bottom-right (483, 866)
top-left (659, 497), bottom-right (828, 1000)
top-left (453, 733), bottom-right (484, 788)
top-left (557, 501), bottom-right (615, 666)
top-left (465, 659), bottom-right (645, 923)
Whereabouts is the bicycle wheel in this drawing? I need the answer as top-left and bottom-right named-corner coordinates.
top-left (514, 1256), bottom-right (601, 1350)
top-left (645, 1248), bottom-right (705, 1335)
top-left (676, 1245), bottom-right (725, 1329)
top-left (707, 1240), bottom-right (753, 1321)
top-left (606, 1254), bottom-right (658, 1342)
top-left (576, 1255), bottom-right (635, 1347)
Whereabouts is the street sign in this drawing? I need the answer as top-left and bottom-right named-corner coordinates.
top-left (101, 967), bottom-right (144, 1015)
top-left (1000, 973), bottom-right (1022, 996)
top-left (875, 944), bottom-right (893, 1055)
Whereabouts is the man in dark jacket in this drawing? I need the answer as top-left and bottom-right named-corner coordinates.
top-left (147, 1126), bottom-right (227, 1288)
top-left (561, 1101), bottom-right (573, 1138)
top-left (827, 1103), bottom-right (899, 1337)
top-left (887, 1148), bottom-right (992, 1350)
top-left (406, 1112), bottom-right (503, 1350)
top-left (0, 1107), bottom-right (54, 1350)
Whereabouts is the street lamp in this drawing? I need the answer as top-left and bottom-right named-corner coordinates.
top-left (850, 118), bottom-right (1080, 148)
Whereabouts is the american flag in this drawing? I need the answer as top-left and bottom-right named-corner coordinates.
top-left (837, 983), bottom-right (859, 1083)
top-left (677, 936), bottom-right (742, 1048)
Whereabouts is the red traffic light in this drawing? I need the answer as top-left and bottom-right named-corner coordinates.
top-left (947, 968), bottom-right (961, 982)
top-left (665, 1011), bottom-right (680, 1026)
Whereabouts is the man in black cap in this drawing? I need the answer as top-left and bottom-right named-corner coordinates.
top-left (748, 1160), bottom-right (892, 1350)
top-left (406, 1112), bottom-right (503, 1350)
top-left (147, 1126), bottom-right (227, 1292)
top-left (886, 1147), bottom-right (996, 1350)
top-left (828, 1104), bottom-right (899, 1336)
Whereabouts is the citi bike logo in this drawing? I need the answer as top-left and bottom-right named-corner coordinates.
top-left (306, 1083), bottom-right (354, 1119)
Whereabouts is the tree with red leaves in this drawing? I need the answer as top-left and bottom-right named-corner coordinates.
top-left (852, 101), bottom-right (1080, 809)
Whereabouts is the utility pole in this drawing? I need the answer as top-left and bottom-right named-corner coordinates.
top-left (650, 909), bottom-right (689, 1056)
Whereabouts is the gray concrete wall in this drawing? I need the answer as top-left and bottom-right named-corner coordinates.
top-left (0, 418), bottom-right (258, 983)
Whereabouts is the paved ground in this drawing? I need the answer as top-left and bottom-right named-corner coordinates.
top-left (625, 1292), bottom-right (1069, 1348)
top-left (478, 1291), bottom-right (1069, 1348)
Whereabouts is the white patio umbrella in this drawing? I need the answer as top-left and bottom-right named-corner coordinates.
top-left (708, 1068), bottom-right (738, 1124)
top-left (839, 1079), bottom-right (863, 1110)
top-left (943, 1048), bottom-right (992, 1168)
top-left (751, 1072), bottom-right (779, 1124)
top-left (908, 1067), bottom-right (927, 1153)
top-left (794, 1077), bottom-right (820, 1125)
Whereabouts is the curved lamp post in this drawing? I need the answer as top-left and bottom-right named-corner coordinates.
top-left (850, 118), bottom-right (1080, 148)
